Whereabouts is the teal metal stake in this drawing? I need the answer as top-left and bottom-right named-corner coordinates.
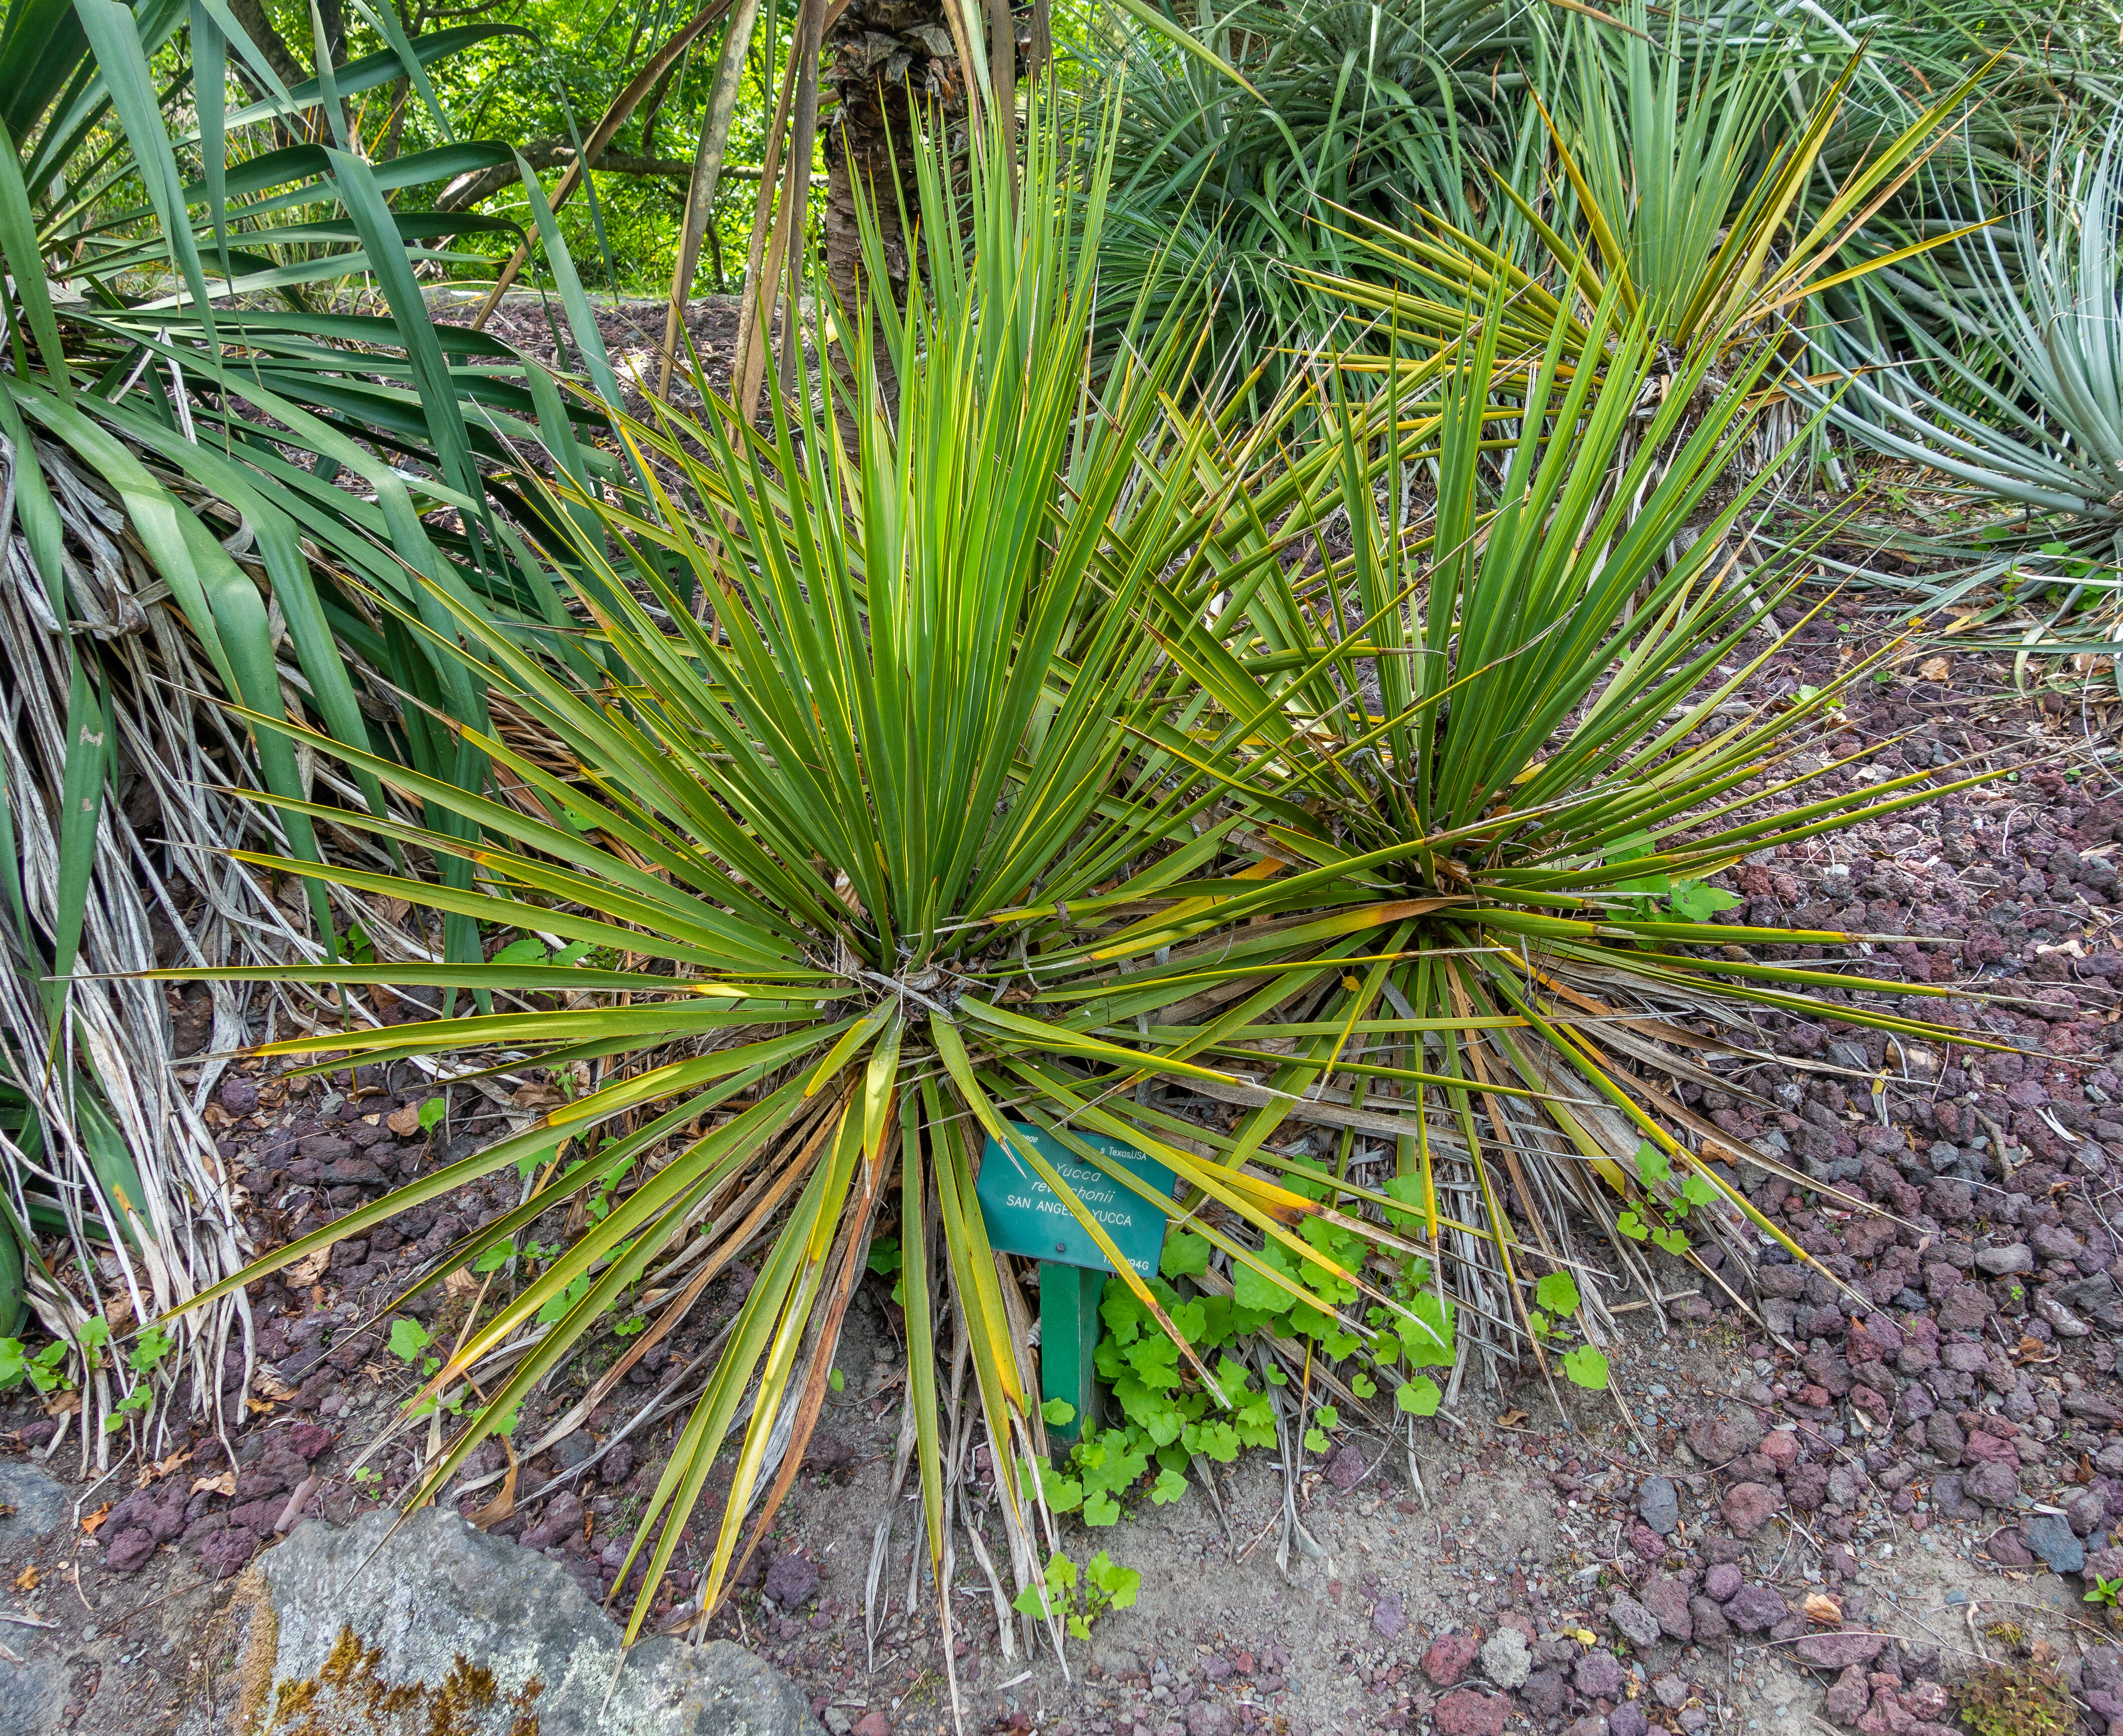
top-left (1039, 1263), bottom-right (1103, 1455)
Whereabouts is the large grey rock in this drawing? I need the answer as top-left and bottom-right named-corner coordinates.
top-left (247, 1506), bottom-right (817, 1735)
top-left (0, 1460), bottom-right (70, 1551)
top-left (0, 1462), bottom-right (70, 1736)
top-left (0, 1646), bottom-right (64, 1736)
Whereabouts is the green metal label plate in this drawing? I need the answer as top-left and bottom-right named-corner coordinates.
top-left (974, 1121), bottom-right (1175, 1277)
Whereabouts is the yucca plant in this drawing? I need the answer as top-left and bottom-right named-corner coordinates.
top-left (1296, 7), bottom-right (1991, 442)
top-left (1806, 120), bottom-right (2123, 646)
top-left (144, 113), bottom-right (1997, 1683)
top-left (1123, 294), bottom-right (2002, 1383)
top-left (152, 112), bottom-right (1304, 1648)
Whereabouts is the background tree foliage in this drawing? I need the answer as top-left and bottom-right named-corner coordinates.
top-left (204, 0), bottom-right (808, 290)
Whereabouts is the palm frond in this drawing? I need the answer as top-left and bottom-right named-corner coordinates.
top-left (0, 0), bottom-right (627, 1452)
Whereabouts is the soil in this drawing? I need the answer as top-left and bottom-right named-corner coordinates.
top-left (6, 527), bottom-right (2123, 1736)
top-left (432, 287), bottom-right (778, 425)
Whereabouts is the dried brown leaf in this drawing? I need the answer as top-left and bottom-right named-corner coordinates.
top-left (140, 1450), bottom-right (193, 1486)
top-left (471, 1437), bottom-right (519, 1529)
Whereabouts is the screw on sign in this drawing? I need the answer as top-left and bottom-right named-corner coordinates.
top-left (972, 1121), bottom-right (1175, 1453)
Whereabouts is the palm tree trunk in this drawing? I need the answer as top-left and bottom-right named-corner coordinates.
top-left (822, 3), bottom-right (970, 329)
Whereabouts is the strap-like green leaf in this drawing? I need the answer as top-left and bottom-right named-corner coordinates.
top-left (72, 0), bottom-right (217, 348)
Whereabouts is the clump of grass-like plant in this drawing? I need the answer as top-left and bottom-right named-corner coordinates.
top-left (146, 116), bottom-right (1992, 1675)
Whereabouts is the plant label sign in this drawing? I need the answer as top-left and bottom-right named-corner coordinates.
top-left (975, 1121), bottom-right (1176, 1453)
top-left (974, 1120), bottom-right (1174, 1277)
